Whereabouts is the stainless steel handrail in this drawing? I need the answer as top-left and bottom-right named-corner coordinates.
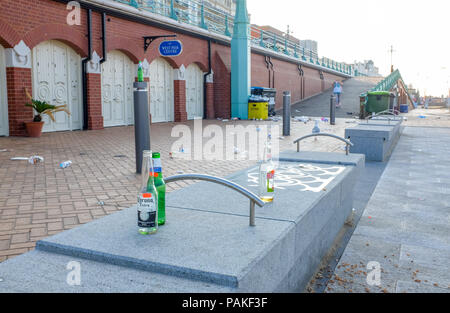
top-left (164, 174), bottom-right (265, 227)
top-left (366, 109), bottom-right (401, 124)
top-left (367, 109), bottom-right (399, 118)
top-left (293, 133), bottom-right (354, 155)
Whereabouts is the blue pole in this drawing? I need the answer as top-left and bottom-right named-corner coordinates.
top-left (170, 0), bottom-right (178, 20)
top-left (273, 35), bottom-right (278, 52)
top-left (225, 15), bottom-right (231, 36)
top-left (284, 38), bottom-right (289, 56)
top-left (231, 0), bottom-right (251, 120)
top-left (200, 3), bottom-right (208, 29)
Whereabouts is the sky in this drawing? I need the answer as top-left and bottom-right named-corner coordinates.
top-left (247, 0), bottom-right (450, 97)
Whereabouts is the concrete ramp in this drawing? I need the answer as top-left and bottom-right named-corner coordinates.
top-left (291, 78), bottom-right (379, 118)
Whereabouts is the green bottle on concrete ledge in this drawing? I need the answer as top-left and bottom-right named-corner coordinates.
top-left (152, 152), bottom-right (166, 225)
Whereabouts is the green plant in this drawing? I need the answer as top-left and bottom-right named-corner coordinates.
top-left (25, 88), bottom-right (70, 122)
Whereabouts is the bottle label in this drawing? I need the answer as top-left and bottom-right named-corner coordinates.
top-left (153, 158), bottom-right (162, 173)
top-left (267, 170), bottom-right (275, 193)
top-left (137, 193), bottom-right (157, 228)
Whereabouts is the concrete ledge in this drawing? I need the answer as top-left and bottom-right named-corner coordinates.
top-left (346, 124), bottom-right (401, 162)
top-left (279, 151), bottom-right (365, 167)
top-left (0, 152), bottom-right (364, 293)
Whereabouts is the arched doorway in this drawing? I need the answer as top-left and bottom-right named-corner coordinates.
top-left (0, 44), bottom-right (8, 136)
top-left (32, 40), bottom-right (82, 132)
top-left (150, 58), bottom-right (174, 123)
top-left (101, 50), bottom-right (135, 127)
top-left (185, 63), bottom-right (204, 120)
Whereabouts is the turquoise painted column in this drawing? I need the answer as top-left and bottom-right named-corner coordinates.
top-left (225, 15), bottom-right (231, 36)
top-left (200, 3), bottom-right (208, 29)
top-left (272, 35), bottom-right (278, 52)
top-left (302, 47), bottom-right (306, 61)
top-left (130, 0), bottom-right (139, 8)
top-left (259, 30), bottom-right (265, 47)
top-left (170, 0), bottom-right (178, 21)
top-left (231, 0), bottom-right (251, 120)
top-left (294, 44), bottom-right (299, 58)
top-left (284, 38), bottom-right (289, 56)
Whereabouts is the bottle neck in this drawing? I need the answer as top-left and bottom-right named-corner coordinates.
top-left (263, 144), bottom-right (272, 162)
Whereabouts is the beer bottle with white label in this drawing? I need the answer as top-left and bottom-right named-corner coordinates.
top-left (137, 151), bottom-right (158, 235)
top-left (259, 135), bottom-right (275, 203)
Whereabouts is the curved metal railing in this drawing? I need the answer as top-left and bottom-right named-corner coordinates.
top-left (293, 133), bottom-right (354, 155)
top-left (366, 110), bottom-right (401, 122)
top-left (165, 174), bottom-right (265, 227)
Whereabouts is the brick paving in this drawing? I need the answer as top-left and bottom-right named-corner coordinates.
top-left (0, 118), bottom-right (353, 262)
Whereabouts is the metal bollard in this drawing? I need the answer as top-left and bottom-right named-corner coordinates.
top-left (283, 91), bottom-right (291, 136)
top-left (133, 82), bottom-right (151, 174)
top-left (330, 95), bottom-right (336, 125)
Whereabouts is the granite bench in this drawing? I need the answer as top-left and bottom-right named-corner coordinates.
top-left (0, 152), bottom-right (364, 293)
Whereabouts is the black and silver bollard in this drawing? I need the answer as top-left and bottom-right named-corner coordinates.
top-left (133, 82), bottom-right (151, 174)
top-left (330, 95), bottom-right (336, 125)
top-left (283, 91), bottom-right (291, 137)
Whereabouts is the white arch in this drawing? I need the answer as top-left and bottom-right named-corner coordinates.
top-left (101, 50), bottom-right (135, 127)
top-left (32, 40), bottom-right (82, 132)
top-left (150, 57), bottom-right (174, 123)
top-left (186, 63), bottom-right (204, 120)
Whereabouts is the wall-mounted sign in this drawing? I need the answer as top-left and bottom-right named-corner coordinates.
top-left (159, 40), bottom-right (183, 57)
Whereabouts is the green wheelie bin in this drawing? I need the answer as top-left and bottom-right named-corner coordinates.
top-left (365, 91), bottom-right (393, 114)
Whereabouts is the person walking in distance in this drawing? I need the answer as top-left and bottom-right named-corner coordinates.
top-left (333, 80), bottom-right (343, 108)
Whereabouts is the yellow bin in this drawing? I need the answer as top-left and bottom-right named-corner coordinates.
top-left (248, 101), bottom-right (269, 120)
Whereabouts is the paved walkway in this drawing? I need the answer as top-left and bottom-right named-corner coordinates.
top-left (403, 107), bottom-right (450, 128)
top-left (326, 126), bottom-right (450, 293)
top-left (291, 78), bottom-right (381, 118)
top-left (0, 118), bottom-right (353, 261)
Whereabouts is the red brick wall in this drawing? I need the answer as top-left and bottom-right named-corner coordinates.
top-left (251, 54), bottom-right (345, 110)
top-left (86, 73), bottom-right (103, 130)
top-left (0, 0), bottom-right (348, 132)
top-left (174, 80), bottom-right (187, 122)
top-left (213, 47), bottom-right (232, 119)
top-left (6, 68), bottom-right (33, 137)
top-left (205, 82), bottom-right (215, 119)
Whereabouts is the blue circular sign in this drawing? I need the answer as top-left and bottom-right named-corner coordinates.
top-left (159, 40), bottom-right (183, 57)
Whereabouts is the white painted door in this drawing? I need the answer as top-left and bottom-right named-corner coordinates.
top-left (32, 40), bottom-right (82, 132)
top-left (102, 50), bottom-right (134, 127)
top-left (150, 58), bottom-right (174, 123)
top-left (186, 64), bottom-right (204, 120)
top-left (0, 45), bottom-right (8, 136)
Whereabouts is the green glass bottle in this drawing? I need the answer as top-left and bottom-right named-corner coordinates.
top-left (137, 151), bottom-right (158, 235)
top-left (137, 61), bottom-right (144, 83)
top-left (152, 152), bottom-right (166, 226)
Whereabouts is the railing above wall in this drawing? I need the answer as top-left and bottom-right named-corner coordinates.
top-left (371, 69), bottom-right (402, 92)
top-left (113, 0), bottom-right (353, 76)
top-left (363, 69), bottom-right (414, 105)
